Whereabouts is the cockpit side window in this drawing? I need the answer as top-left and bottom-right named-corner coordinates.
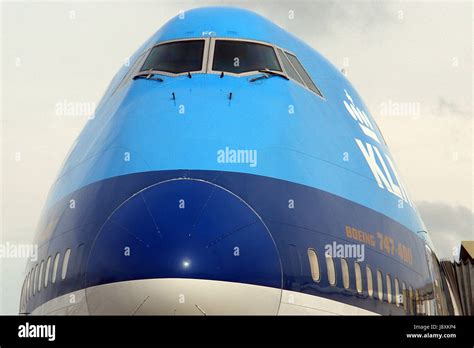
top-left (286, 52), bottom-right (323, 96)
top-left (284, 52), bottom-right (323, 97)
top-left (212, 40), bottom-right (281, 74)
top-left (113, 52), bottom-right (147, 94)
top-left (274, 48), bottom-right (324, 98)
top-left (276, 48), bottom-right (304, 85)
top-left (140, 40), bottom-right (205, 74)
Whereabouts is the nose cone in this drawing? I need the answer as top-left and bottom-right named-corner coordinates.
top-left (84, 178), bottom-right (282, 314)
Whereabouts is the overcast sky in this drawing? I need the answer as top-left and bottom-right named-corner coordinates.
top-left (1, 0), bottom-right (472, 314)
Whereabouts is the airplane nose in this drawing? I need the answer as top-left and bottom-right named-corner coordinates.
top-left (84, 178), bottom-right (283, 314)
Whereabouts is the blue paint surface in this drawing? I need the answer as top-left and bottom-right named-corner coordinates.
top-left (44, 7), bottom-right (425, 233)
top-left (23, 7), bottom-right (442, 315)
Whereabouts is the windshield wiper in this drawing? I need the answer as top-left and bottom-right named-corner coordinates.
top-left (249, 69), bottom-right (289, 82)
top-left (133, 71), bottom-right (164, 82)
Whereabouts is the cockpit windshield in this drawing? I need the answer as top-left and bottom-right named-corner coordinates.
top-left (212, 40), bottom-right (281, 74)
top-left (140, 40), bottom-right (205, 74)
top-left (131, 38), bottom-right (323, 98)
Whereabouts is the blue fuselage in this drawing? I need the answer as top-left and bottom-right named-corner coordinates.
top-left (20, 7), bottom-right (451, 315)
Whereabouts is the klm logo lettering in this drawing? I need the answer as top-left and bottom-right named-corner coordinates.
top-left (343, 89), bottom-right (380, 144)
top-left (355, 139), bottom-right (411, 205)
top-left (343, 90), bottom-right (412, 206)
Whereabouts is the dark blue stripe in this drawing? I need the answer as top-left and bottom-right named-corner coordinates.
top-left (25, 170), bottom-right (432, 315)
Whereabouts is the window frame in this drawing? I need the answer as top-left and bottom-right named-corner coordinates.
top-left (33, 264), bottom-right (38, 296)
top-left (44, 256), bottom-right (51, 288)
top-left (19, 282), bottom-right (24, 310)
top-left (377, 269), bottom-right (384, 302)
top-left (38, 260), bottom-right (44, 293)
top-left (132, 37), bottom-right (324, 99)
top-left (326, 254), bottom-right (337, 286)
top-left (208, 38), bottom-right (324, 99)
top-left (366, 265), bottom-right (374, 297)
top-left (24, 275), bottom-right (28, 304)
top-left (394, 277), bottom-right (401, 307)
top-left (408, 285), bottom-right (414, 315)
top-left (113, 51), bottom-right (148, 94)
top-left (62, 249), bottom-right (71, 280)
top-left (307, 248), bottom-right (321, 282)
top-left (21, 280), bottom-right (26, 309)
top-left (341, 258), bottom-right (350, 289)
top-left (279, 50), bottom-right (324, 98)
top-left (138, 38), bottom-right (210, 78)
top-left (27, 270), bottom-right (32, 299)
top-left (207, 37), bottom-right (283, 77)
top-left (401, 281), bottom-right (407, 309)
top-left (386, 273), bottom-right (392, 304)
top-left (354, 262), bottom-right (363, 294)
top-left (52, 252), bottom-right (60, 284)
top-left (276, 47), bottom-right (305, 85)
top-left (26, 274), bottom-right (30, 300)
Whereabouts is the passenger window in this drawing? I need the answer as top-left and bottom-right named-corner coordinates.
top-left (366, 266), bottom-right (373, 297)
top-left (416, 289), bottom-right (421, 314)
top-left (23, 276), bottom-right (27, 304)
top-left (52, 253), bottom-right (60, 284)
top-left (31, 269), bottom-right (35, 297)
top-left (307, 248), bottom-right (320, 282)
top-left (141, 40), bottom-right (205, 74)
top-left (408, 285), bottom-right (414, 314)
top-left (25, 276), bottom-right (28, 301)
top-left (285, 52), bottom-right (323, 97)
top-left (25, 273), bottom-right (29, 301)
top-left (341, 258), bottom-right (350, 289)
top-left (213, 40), bottom-right (281, 74)
top-left (33, 264), bottom-right (38, 295)
top-left (394, 278), bottom-right (400, 307)
top-left (24, 277), bottom-right (27, 301)
top-left (326, 254), bottom-right (336, 286)
top-left (354, 262), bottom-right (363, 294)
top-left (377, 270), bottom-right (383, 301)
top-left (30, 269), bottom-right (34, 298)
top-left (386, 274), bottom-right (392, 303)
top-left (27, 271), bottom-right (31, 299)
top-left (23, 279), bottom-right (27, 304)
top-left (21, 282), bottom-right (25, 308)
top-left (62, 249), bottom-right (71, 280)
top-left (44, 256), bottom-right (51, 288)
top-left (25, 277), bottom-right (28, 302)
top-left (401, 281), bottom-right (407, 309)
top-left (19, 283), bottom-right (23, 309)
top-left (38, 261), bottom-right (44, 292)
top-left (276, 48), bottom-right (304, 85)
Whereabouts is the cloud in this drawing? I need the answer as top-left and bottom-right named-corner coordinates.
top-left (432, 97), bottom-right (472, 118)
top-left (248, 1), bottom-right (394, 38)
top-left (416, 201), bottom-right (474, 260)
